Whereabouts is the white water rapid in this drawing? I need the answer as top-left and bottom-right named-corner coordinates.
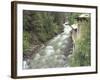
top-left (23, 23), bottom-right (73, 69)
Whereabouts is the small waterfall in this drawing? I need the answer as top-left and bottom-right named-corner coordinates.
top-left (23, 22), bottom-right (73, 69)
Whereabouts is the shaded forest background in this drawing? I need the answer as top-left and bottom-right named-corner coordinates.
top-left (23, 11), bottom-right (66, 52)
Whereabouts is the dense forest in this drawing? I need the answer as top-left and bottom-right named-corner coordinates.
top-left (23, 11), bottom-right (67, 56)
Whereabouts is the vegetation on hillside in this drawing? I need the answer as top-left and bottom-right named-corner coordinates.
top-left (67, 13), bottom-right (80, 25)
top-left (23, 10), bottom-right (66, 53)
top-left (68, 17), bottom-right (91, 66)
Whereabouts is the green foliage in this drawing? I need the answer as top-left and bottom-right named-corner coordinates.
top-left (67, 13), bottom-right (80, 25)
top-left (23, 31), bottom-right (30, 52)
top-left (69, 19), bottom-right (91, 66)
top-left (23, 10), bottom-right (66, 53)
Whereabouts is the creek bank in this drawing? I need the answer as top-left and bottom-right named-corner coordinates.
top-left (23, 31), bottom-right (64, 61)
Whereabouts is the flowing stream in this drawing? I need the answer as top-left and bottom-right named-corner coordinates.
top-left (23, 23), bottom-right (73, 69)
